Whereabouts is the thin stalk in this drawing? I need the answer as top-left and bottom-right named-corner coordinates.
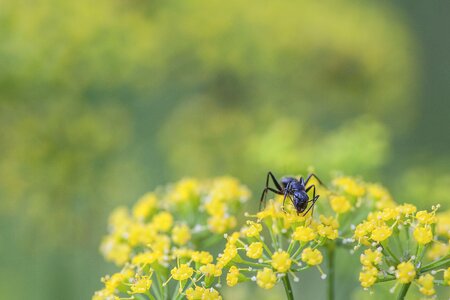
top-left (282, 274), bottom-right (295, 300)
top-left (397, 283), bottom-right (411, 300)
top-left (327, 245), bottom-right (335, 300)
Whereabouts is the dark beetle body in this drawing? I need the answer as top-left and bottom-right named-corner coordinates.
top-left (260, 172), bottom-right (324, 215)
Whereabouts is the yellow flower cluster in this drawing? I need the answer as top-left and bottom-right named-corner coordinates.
top-left (94, 177), bottom-right (249, 300)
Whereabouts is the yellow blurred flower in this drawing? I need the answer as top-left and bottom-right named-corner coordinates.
top-left (243, 221), bottom-right (263, 237)
top-left (330, 196), bottom-right (351, 214)
top-left (132, 193), bottom-right (157, 220)
top-left (417, 274), bottom-right (435, 296)
top-left (129, 275), bottom-right (152, 294)
top-left (413, 226), bottom-right (433, 245)
top-left (444, 267), bottom-right (450, 285)
top-left (333, 176), bottom-right (365, 197)
top-left (226, 266), bottom-right (239, 287)
top-left (152, 211), bottom-right (173, 232)
top-left (172, 224), bottom-right (191, 246)
top-left (360, 249), bottom-right (383, 266)
top-left (191, 251), bottom-right (213, 265)
top-left (359, 265), bottom-right (378, 288)
top-left (416, 210), bottom-right (437, 225)
top-left (200, 263), bottom-right (222, 277)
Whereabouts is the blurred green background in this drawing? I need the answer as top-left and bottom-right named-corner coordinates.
top-left (0, 0), bottom-right (449, 299)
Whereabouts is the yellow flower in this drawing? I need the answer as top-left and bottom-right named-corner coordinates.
top-left (207, 215), bottom-right (237, 233)
top-left (243, 221), bottom-right (263, 237)
top-left (202, 287), bottom-right (222, 300)
top-left (191, 251), bottom-right (213, 265)
top-left (128, 223), bottom-right (157, 246)
top-left (172, 224), bottom-right (191, 246)
top-left (256, 268), bottom-right (277, 289)
top-left (246, 242), bottom-right (263, 259)
top-left (100, 239), bottom-right (131, 266)
top-left (172, 248), bottom-right (193, 259)
top-left (130, 275), bottom-right (152, 294)
top-left (367, 184), bottom-right (394, 209)
top-left (396, 203), bottom-right (417, 216)
top-left (132, 193), bottom-right (157, 220)
top-left (92, 289), bottom-right (118, 300)
top-left (359, 265), bottom-right (378, 288)
top-left (317, 224), bottom-right (338, 240)
top-left (360, 249), bottom-right (383, 266)
top-left (200, 264), bottom-right (222, 277)
top-left (370, 224), bottom-right (392, 242)
top-left (333, 177), bottom-right (365, 197)
top-left (416, 210), bottom-right (437, 225)
top-left (301, 247), bottom-right (323, 266)
top-left (417, 274), bottom-right (435, 296)
top-left (103, 273), bottom-right (124, 293)
top-left (204, 197), bottom-right (227, 217)
top-left (436, 211), bottom-right (450, 238)
top-left (171, 264), bottom-right (194, 281)
top-left (226, 232), bottom-right (241, 245)
top-left (186, 286), bottom-right (204, 300)
top-left (217, 244), bottom-right (238, 268)
top-left (319, 215), bottom-right (339, 228)
top-left (330, 196), bottom-right (351, 214)
top-left (427, 243), bottom-right (449, 260)
top-left (226, 266), bottom-right (239, 287)
top-left (379, 207), bottom-right (399, 221)
top-left (413, 226), bottom-right (433, 245)
top-left (444, 267), bottom-right (450, 285)
top-left (395, 262), bottom-right (416, 284)
top-left (271, 251), bottom-right (292, 273)
top-left (292, 226), bottom-right (317, 242)
top-left (169, 178), bottom-right (200, 204)
top-left (132, 252), bottom-right (159, 265)
top-left (152, 211), bottom-right (173, 232)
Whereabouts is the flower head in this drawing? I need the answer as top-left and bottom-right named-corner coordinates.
top-left (417, 274), bottom-right (435, 296)
top-left (330, 196), bottom-right (351, 214)
top-left (226, 266), bottom-right (239, 287)
top-left (292, 226), bottom-right (316, 242)
top-left (370, 224), bottom-right (392, 242)
top-left (359, 265), bottom-right (378, 288)
top-left (171, 264), bottom-right (194, 281)
top-left (301, 247), bottom-right (323, 266)
top-left (191, 251), bottom-right (213, 265)
top-left (395, 262), bottom-right (416, 284)
top-left (413, 226), bottom-right (433, 245)
top-left (246, 242), bottom-right (263, 259)
top-left (172, 224), bottom-right (191, 246)
top-left (130, 275), bottom-right (152, 294)
top-left (256, 268), bottom-right (277, 289)
top-left (271, 251), bottom-right (292, 273)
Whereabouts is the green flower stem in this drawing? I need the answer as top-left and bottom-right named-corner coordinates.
top-left (381, 242), bottom-right (400, 264)
top-left (376, 276), bottom-right (396, 283)
top-left (397, 283), bottom-right (411, 300)
top-left (282, 274), bottom-right (295, 300)
top-left (419, 255), bottom-right (450, 273)
top-left (327, 245), bottom-right (335, 300)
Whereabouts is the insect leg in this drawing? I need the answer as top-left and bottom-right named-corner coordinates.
top-left (259, 187), bottom-right (284, 211)
top-left (305, 173), bottom-right (325, 187)
top-left (267, 171), bottom-right (284, 191)
top-left (303, 195), bottom-right (319, 216)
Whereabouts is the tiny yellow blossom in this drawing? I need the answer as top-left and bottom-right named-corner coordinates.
top-left (444, 267), bottom-right (450, 285)
top-left (436, 211), bottom-right (450, 238)
top-left (360, 249), bottom-right (383, 266)
top-left (292, 226), bottom-right (317, 242)
top-left (152, 211), bottom-right (173, 232)
top-left (256, 268), bottom-right (277, 289)
top-left (172, 224), bottom-right (191, 245)
top-left (371, 225), bottom-right (392, 242)
top-left (169, 178), bottom-right (200, 204)
top-left (396, 203), bottom-right (417, 216)
top-left (319, 215), bottom-right (339, 228)
top-left (330, 196), bottom-right (351, 214)
top-left (301, 247), bottom-right (323, 266)
top-left (417, 274), bottom-right (435, 296)
top-left (207, 215), bottom-right (237, 233)
top-left (271, 251), bottom-right (292, 273)
top-left (227, 232), bottom-right (241, 245)
top-left (416, 210), bottom-right (437, 225)
top-left (317, 224), bottom-right (338, 240)
top-left (246, 242), bottom-right (263, 259)
top-left (226, 266), bottom-right (239, 287)
top-left (243, 221), bottom-right (263, 237)
top-left (186, 286), bottom-right (204, 300)
top-left (413, 226), bottom-right (433, 245)
top-left (132, 252), bottom-right (159, 265)
top-left (427, 243), bottom-right (449, 260)
top-left (395, 262), bottom-right (416, 284)
top-left (191, 251), bottom-right (213, 265)
top-left (100, 239), bottom-right (131, 266)
top-left (200, 264), bottom-right (222, 277)
top-left (379, 207), bottom-right (399, 221)
top-left (359, 265), bottom-right (378, 288)
top-left (132, 193), bottom-right (157, 220)
top-left (202, 287), bottom-right (222, 300)
top-left (129, 275), bottom-right (152, 294)
top-left (103, 273), bottom-right (124, 292)
top-left (171, 264), bottom-right (194, 281)
top-left (333, 177), bottom-right (365, 197)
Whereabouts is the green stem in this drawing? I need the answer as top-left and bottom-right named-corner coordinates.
top-left (327, 245), bottom-right (335, 300)
top-left (282, 274), bottom-right (295, 300)
top-left (397, 283), bottom-right (411, 300)
top-left (419, 256), bottom-right (450, 273)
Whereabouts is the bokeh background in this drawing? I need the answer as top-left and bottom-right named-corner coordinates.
top-left (0, 0), bottom-right (449, 299)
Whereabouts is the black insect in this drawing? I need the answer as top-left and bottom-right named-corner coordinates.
top-left (259, 171), bottom-right (324, 216)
